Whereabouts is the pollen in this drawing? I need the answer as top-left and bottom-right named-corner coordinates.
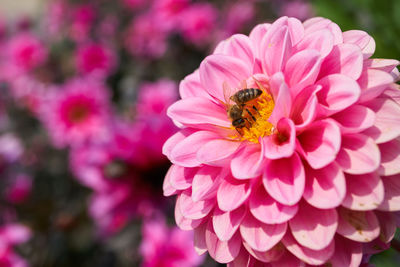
top-left (229, 91), bottom-right (275, 143)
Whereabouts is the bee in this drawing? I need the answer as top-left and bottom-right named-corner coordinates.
top-left (224, 82), bottom-right (263, 132)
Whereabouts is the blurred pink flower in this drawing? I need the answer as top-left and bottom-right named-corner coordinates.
top-left (0, 134), bottom-right (23, 164)
top-left (163, 16), bottom-right (400, 265)
top-left (69, 4), bottom-right (96, 42)
top-left (178, 3), bottom-right (218, 46)
top-left (4, 32), bottom-right (47, 74)
top-left (5, 174), bottom-right (32, 204)
top-left (222, 1), bottom-right (255, 37)
top-left (140, 218), bottom-right (204, 267)
top-left (40, 76), bottom-right (112, 148)
top-left (122, 0), bottom-right (148, 10)
top-left (281, 0), bottom-right (313, 21)
top-left (153, 0), bottom-right (190, 30)
top-left (70, 80), bottom-right (178, 235)
top-left (125, 13), bottom-right (168, 58)
top-left (0, 224), bottom-right (31, 267)
top-left (75, 43), bottom-right (116, 76)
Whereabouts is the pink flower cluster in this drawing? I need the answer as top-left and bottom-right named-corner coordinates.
top-left (163, 16), bottom-right (400, 266)
top-left (70, 80), bottom-right (178, 235)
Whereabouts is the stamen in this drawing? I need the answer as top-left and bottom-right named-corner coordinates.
top-left (228, 91), bottom-right (275, 143)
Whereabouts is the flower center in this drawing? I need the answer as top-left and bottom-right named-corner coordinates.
top-left (68, 104), bottom-right (90, 123)
top-left (229, 90), bottom-right (275, 143)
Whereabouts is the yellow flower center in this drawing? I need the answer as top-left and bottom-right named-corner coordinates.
top-left (228, 90), bottom-right (275, 143)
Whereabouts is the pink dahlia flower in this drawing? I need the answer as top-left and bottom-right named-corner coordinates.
top-left (139, 218), bottom-right (204, 267)
top-left (75, 43), bottom-right (116, 76)
top-left (163, 16), bottom-right (400, 266)
top-left (40, 76), bottom-right (112, 148)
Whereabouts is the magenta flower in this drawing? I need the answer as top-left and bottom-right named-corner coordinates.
top-left (5, 32), bottom-right (47, 74)
top-left (125, 13), bottom-right (168, 59)
top-left (139, 218), bottom-right (204, 267)
top-left (178, 3), bottom-right (218, 46)
top-left (163, 17), bottom-right (400, 265)
top-left (75, 43), bottom-right (116, 76)
top-left (5, 174), bottom-right (32, 204)
top-left (40, 76), bottom-right (111, 148)
top-left (0, 223), bottom-right (31, 267)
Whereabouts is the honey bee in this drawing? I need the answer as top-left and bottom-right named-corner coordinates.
top-left (224, 82), bottom-right (263, 132)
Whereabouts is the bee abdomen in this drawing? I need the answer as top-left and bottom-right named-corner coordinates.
top-left (236, 88), bottom-right (262, 103)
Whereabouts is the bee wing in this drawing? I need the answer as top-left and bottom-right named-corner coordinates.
top-left (252, 76), bottom-right (267, 92)
top-left (240, 79), bottom-right (248, 90)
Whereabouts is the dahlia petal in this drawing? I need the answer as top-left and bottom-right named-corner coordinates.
top-left (194, 222), bottom-right (208, 255)
top-left (342, 173), bottom-right (384, 211)
top-left (378, 174), bottom-right (400, 211)
top-left (336, 133), bottom-right (381, 174)
top-left (205, 221), bottom-right (242, 263)
top-left (212, 206), bottom-right (246, 242)
top-left (227, 246), bottom-right (251, 267)
top-left (282, 231), bottom-right (335, 266)
top-left (263, 118), bottom-right (296, 160)
top-left (303, 17), bottom-right (343, 44)
top-left (261, 25), bottom-right (292, 76)
top-left (337, 208), bottom-right (380, 242)
top-left (243, 242), bottom-right (286, 263)
top-left (218, 34), bottom-right (255, 70)
top-left (217, 176), bottom-right (251, 212)
top-left (331, 105), bottom-right (375, 134)
top-left (268, 16), bottom-right (304, 45)
top-left (327, 235), bottom-right (363, 267)
top-left (175, 201), bottom-right (203, 230)
top-left (249, 186), bottom-right (298, 224)
top-left (170, 131), bottom-right (220, 167)
top-left (291, 85), bottom-right (321, 130)
top-left (163, 129), bottom-right (194, 158)
top-left (303, 163), bottom-right (346, 209)
top-left (269, 250), bottom-right (305, 267)
top-left (343, 30), bottom-right (375, 58)
top-left (192, 166), bottom-right (222, 202)
top-left (166, 164), bottom-right (195, 190)
top-left (179, 70), bottom-right (212, 99)
top-left (295, 29), bottom-right (334, 58)
top-left (316, 74), bottom-right (361, 116)
top-left (319, 44), bottom-right (363, 80)
top-left (199, 54), bottom-right (251, 101)
top-left (363, 97), bottom-right (400, 144)
top-left (285, 49), bottom-right (322, 97)
top-left (375, 211), bottom-right (397, 243)
top-left (197, 139), bottom-right (241, 166)
top-left (167, 97), bottom-right (230, 127)
top-left (249, 23), bottom-right (271, 58)
top-left (268, 71), bottom-right (285, 99)
top-left (263, 153), bottom-right (305, 206)
top-left (240, 213), bottom-right (287, 252)
top-left (178, 190), bottom-right (215, 220)
top-left (379, 138), bottom-right (400, 176)
top-left (365, 58), bottom-right (400, 73)
top-left (163, 168), bottom-right (179, 197)
top-left (289, 202), bottom-right (338, 250)
top-left (268, 81), bottom-right (292, 125)
top-left (231, 143), bottom-right (264, 179)
top-left (358, 69), bottom-right (394, 103)
top-left (297, 119), bottom-right (341, 169)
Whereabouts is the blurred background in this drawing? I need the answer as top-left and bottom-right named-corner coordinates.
top-left (0, 0), bottom-right (398, 266)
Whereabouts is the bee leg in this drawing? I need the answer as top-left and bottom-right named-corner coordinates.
top-left (245, 108), bottom-right (257, 122)
top-left (252, 105), bottom-right (260, 115)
